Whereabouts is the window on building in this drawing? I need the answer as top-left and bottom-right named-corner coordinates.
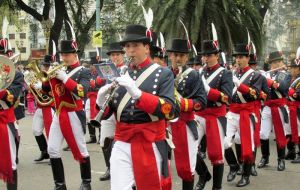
top-left (20, 47), bottom-right (26, 53)
top-left (20, 33), bottom-right (26, 39)
top-left (9, 34), bottom-right (15, 39)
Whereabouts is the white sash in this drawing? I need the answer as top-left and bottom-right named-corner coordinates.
top-left (232, 69), bottom-right (254, 95)
top-left (206, 67), bottom-right (225, 84)
top-left (117, 64), bottom-right (160, 121)
top-left (178, 67), bottom-right (194, 84)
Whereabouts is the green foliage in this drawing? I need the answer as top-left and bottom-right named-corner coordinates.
top-left (124, 0), bottom-right (269, 56)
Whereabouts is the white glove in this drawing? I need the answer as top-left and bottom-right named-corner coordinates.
top-left (233, 75), bottom-right (240, 87)
top-left (56, 70), bottom-right (68, 83)
top-left (33, 81), bottom-right (42, 90)
top-left (116, 75), bottom-right (142, 100)
top-left (201, 75), bottom-right (210, 94)
top-left (96, 83), bottom-right (114, 106)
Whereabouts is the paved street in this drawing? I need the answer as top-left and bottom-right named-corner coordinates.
top-left (1, 115), bottom-right (300, 190)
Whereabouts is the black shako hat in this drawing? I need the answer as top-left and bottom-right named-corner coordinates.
top-left (199, 40), bottom-right (220, 55)
top-left (120, 24), bottom-right (151, 45)
top-left (41, 55), bottom-right (53, 65)
top-left (150, 32), bottom-right (162, 54)
top-left (167, 38), bottom-right (190, 53)
top-left (59, 40), bottom-right (79, 53)
top-left (106, 42), bottom-right (125, 55)
top-left (249, 54), bottom-right (257, 65)
top-left (194, 55), bottom-right (203, 65)
top-left (232, 44), bottom-right (251, 56)
top-left (268, 51), bottom-right (284, 63)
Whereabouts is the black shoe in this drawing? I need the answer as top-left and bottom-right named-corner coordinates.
top-left (79, 181), bottom-right (91, 190)
top-left (250, 165), bottom-right (257, 176)
top-left (34, 151), bottom-right (50, 162)
top-left (277, 159), bottom-right (285, 171)
top-left (237, 164), bottom-right (243, 175)
top-left (86, 136), bottom-right (97, 144)
top-left (236, 176), bottom-right (250, 187)
top-left (194, 172), bottom-right (211, 190)
top-left (257, 157), bottom-right (269, 168)
top-left (285, 150), bottom-right (296, 160)
top-left (227, 169), bottom-right (238, 182)
top-left (99, 168), bottom-right (110, 181)
top-left (291, 154), bottom-right (300, 163)
top-left (63, 146), bottom-right (70, 151)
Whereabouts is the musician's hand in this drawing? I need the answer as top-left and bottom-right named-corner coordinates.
top-left (56, 70), bottom-right (68, 83)
top-left (233, 75), bottom-right (240, 86)
top-left (33, 81), bottom-right (42, 90)
top-left (201, 75), bottom-right (210, 94)
top-left (96, 83), bottom-right (114, 106)
top-left (116, 75), bottom-right (141, 100)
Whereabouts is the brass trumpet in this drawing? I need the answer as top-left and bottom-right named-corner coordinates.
top-left (25, 60), bottom-right (66, 106)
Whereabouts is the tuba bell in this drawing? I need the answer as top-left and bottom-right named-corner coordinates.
top-left (0, 55), bottom-right (15, 90)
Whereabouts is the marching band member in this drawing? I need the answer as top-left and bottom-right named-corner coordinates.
top-left (195, 40), bottom-right (233, 190)
top-left (286, 51), bottom-right (300, 164)
top-left (44, 31), bottom-right (92, 189)
top-left (98, 42), bottom-right (125, 181)
top-left (30, 55), bottom-right (55, 162)
top-left (257, 51), bottom-right (291, 171)
top-left (86, 56), bottom-right (102, 144)
top-left (167, 38), bottom-right (207, 190)
top-left (0, 37), bottom-right (24, 190)
top-left (97, 24), bottom-right (178, 190)
top-left (224, 43), bottom-right (263, 187)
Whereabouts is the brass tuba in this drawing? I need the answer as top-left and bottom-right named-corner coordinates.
top-left (0, 55), bottom-right (15, 90)
top-left (24, 60), bottom-right (54, 106)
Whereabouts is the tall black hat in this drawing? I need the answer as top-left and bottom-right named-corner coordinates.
top-left (106, 42), bottom-right (125, 55)
top-left (59, 40), bottom-right (79, 53)
top-left (59, 22), bottom-right (79, 53)
top-left (167, 38), bottom-right (190, 53)
top-left (194, 55), bottom-right (202, 65)
top-left (249, 54), bottom-right (257, 65)
top-left (119, 24), bottom-right (151, 46)
top-left (268, 51), bottom-right (283, 63)
top-left (199, 40), bottom-right (220, 55)
top-left (150, 32), bottom-right (162, 54)
top-left (232, 44), bottom-right (251, 56)
top-left (41, 55), bottom-right (53, 65)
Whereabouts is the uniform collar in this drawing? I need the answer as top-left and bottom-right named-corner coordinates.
top-left (130, 58), bottom-right (151, 70)
top-left (238, 66), bottom-right (251, 74)
top-left (116, 63), bottom-right (124, 68)
top-left (68, 61), bottom-right (80, 69)
top-left (206, 63), bottom-right (220, 71)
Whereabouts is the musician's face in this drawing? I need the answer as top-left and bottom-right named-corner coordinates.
top-left (109, 52), bottom-right (125, 66)
top-left (270, 60), bottom-right (284, 70)
top-left (235, 55), bottom-right (250, 68)
top-left (202, 53), bottom-right (218, 67)
top-left (169, 52), bottom-right (189, 68)
top-left (124, 42), bottom-right (150, 65)
top-left (61, 53), bottom-right (78, 66)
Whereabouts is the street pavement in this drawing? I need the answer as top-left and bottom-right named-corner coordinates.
top-left (1, 115), bottom-right (300, 190)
